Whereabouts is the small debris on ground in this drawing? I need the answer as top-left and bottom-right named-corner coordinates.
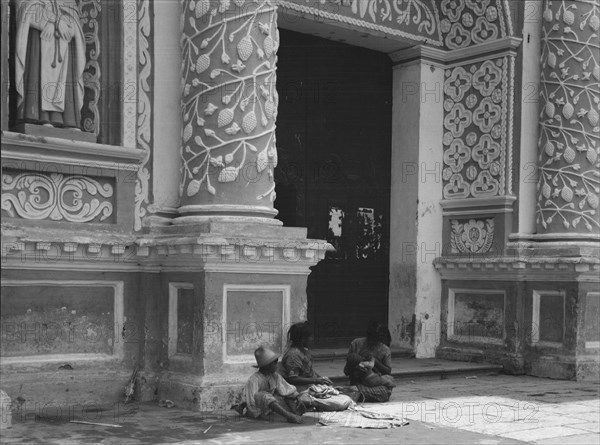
top-left (158, 399), bottom-right (176, 408)
top-left (70, 420), bottom-right (121, 428)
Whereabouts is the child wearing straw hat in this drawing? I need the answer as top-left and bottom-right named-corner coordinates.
top-left (240, 346), bottom-right (307, 423)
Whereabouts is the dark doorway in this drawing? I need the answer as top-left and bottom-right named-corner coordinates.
top-left (275, 30), bottom-right (392, 347)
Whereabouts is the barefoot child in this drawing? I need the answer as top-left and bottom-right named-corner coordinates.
top-left (241, 346), bottom-right (305, 424)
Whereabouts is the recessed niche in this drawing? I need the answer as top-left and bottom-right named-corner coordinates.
top-left (448, 289), bottom-right (505, 344)
top-left (1, 282), bottom-right (121, 358)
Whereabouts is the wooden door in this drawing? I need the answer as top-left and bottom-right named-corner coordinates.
top-left (275, 30), bottom-right (392, 347)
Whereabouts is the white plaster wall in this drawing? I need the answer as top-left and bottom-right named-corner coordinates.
top-left (414, 63), bottom-right (444, 358)
top-left (389, 60), bottom-right (443, 357)
top-left (389, 62), bottom-right (420, 350)
top-left (518, 0), bottom-right (543, 234)
top-left (152, 1), bottom-right (182, 211)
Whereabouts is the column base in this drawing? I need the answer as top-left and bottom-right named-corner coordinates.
top-left (434, 240), bottom-right (600, 381)
top-left (142, 371), bottom-right (247, 411)
top-left (174, 205), bottom-right (280, 225)
top-left (173, 214), bottom-right (282, 226)
top-left (139, 221), bottom-right (332, 409)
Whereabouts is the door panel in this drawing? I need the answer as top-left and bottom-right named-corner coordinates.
top-left (275, 30), bottom-right (392, 347)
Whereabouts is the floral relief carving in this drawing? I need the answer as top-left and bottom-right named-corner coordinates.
top-left (465, 0), bottom-right (490, 17)
top-left (472, 16), bottom-right (499, 43)
top-left (450, 218), bottom-right (495, 254)
top-left (326, 0), bottom-right (440, 41)
top-left (441, 0), bottom-right (506, 50)
top-left (472, 134), bottom-right (501, 169)
top-left (444, 139), bottom-right (471, 172)
top-left (444, 67), bottom-right (472, 101)
top-left (180, 0), bottom-right (279, 202)
top-left (443, 57), bottom-right (511, 199)
top-left (444, 103), bottom-right (472, 138)
top-left (444, 173), bottom-right (471, 199)
top-left (441, 0), bottom-right (465, 22)
top-left (537, 0), bottom-right (600, 233)
top-left (471, 170), bottom-right (499, 197)
top-left (1, 172), bottom-right (114, 223)
top-left (78, 0), bottom-right (102, 135)
top-left (445, 22), bottom-right (472, 48)
top-left (472, 60), bottom-right (502, 97)
top-left (134, 0), bottom-right (152, 231)
top-left (473, 97), bottom-right (502, 133)
top-left (282, 1), bottom-right (512, 48)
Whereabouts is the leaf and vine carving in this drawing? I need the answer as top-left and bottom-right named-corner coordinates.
top-left (180, 0), bottom-right (279, 204)
top-left (537, 0), bottom-right (600, 233)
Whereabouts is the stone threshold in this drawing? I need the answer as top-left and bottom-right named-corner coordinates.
top-left (312, 356), bottom-right (503, 383)
top-left (311, 347), bottom-right (415, 361)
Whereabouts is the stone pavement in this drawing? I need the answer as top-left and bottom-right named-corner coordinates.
top-left (369, 374), bottom-right (600, 445)
top-left (1, 374), bottom-right (598, 444)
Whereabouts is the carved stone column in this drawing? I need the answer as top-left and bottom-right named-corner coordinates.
top-left (536, 0), bottom-right (600, 238)
top-left (178, 0), bottom-right (280, 223)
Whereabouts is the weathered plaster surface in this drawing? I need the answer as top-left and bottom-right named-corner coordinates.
top-left (517, 0), bottom-right (542, 235)
top-left (414, 62), bottom-right (444, 358)
top-left (389, 60), bottom-right (443, 357)
top-left (0, 270), bottom-right (142, 411)
top-left (151, 1), bottom-right (182, 213)
top-left (389, 62), bottom-right (421, 350)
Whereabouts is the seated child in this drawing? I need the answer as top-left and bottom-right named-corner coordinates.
top-left (240, 346), bottom-right (306, 424)
top-left (346, 352), bottom-right (395, 389)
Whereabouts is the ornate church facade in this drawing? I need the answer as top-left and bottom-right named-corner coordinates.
top-left (1, 0), bottom-right (598, 412)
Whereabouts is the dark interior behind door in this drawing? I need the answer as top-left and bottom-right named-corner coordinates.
top-left (275, 30), bottom-right (392, 347)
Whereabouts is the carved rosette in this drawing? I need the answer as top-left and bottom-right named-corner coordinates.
top-left (537, 0), bottom-right (600, 235)
top-left (179, 0), bottom-right (279, 219)
top-left (450, 218), bottom-right (495, 254)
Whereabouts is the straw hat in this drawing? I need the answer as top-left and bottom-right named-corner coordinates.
top-left (253, 346), bottom-right (279, 368)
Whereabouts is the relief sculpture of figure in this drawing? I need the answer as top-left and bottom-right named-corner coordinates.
top-left (15, 0), bottom-right (86, 129)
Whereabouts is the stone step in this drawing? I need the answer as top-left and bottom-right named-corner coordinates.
top-left (312, 357), bottom-right (503, 384)
top-left (311, 347), bottom-right (415, 361)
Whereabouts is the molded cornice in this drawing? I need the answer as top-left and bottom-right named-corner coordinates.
top-left (391, 37), bottom-right (522, 66)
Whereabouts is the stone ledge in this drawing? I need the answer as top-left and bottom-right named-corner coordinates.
top-left (1, 131), bottom-right (145, 172)
top-left (391, 37), bottom-right (522, 66)
top-left (11, 124), bottom-right (97, 143)
top-left (434, 255), bottom-right (600, 282)
top-left (1, 222), bottom-right (333, 272)
top-left (440, 195), bottom-right (517, 213)
top-left (0, 354), bottom-right (123, 372)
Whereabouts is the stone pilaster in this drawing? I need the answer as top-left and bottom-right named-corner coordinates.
top-left (178, 0), bottom-right (280, 223)
top-left (388, 48), bottom-right (445, 357)
top-left (536, 0), bottom-right (600, 238)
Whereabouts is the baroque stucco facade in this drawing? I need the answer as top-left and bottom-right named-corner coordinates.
top-left (1, 0), bottom-right (599, 412)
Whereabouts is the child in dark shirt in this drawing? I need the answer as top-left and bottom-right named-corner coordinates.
top-left (346, 352), bottom-right (395, 389)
